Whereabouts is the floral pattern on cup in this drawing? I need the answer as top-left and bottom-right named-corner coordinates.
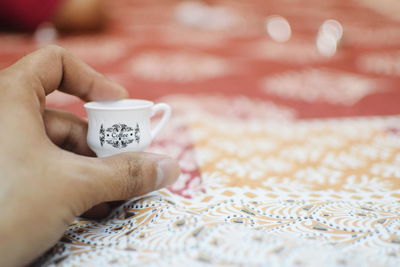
top-left (99, 123), bottom-right (140, 148)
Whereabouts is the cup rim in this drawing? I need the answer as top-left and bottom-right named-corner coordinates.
top-left (84, 99), bottom-right (154, 111)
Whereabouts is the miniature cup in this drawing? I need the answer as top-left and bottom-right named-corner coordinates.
top-left (84, 99), bottom-right (171, 157)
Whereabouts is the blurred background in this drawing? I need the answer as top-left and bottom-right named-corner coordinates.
top-left (0, 0), bottom-right (400, 119)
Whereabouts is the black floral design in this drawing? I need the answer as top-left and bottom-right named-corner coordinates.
top-left (99, 124), bottom-right (105, 146)
top-left (99, 123), bottom-right (140, 149)
top-left (135, 123), bottom-right (140, 144)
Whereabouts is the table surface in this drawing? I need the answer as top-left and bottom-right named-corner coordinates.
top-left (1, 0), bottom-right (399, 266)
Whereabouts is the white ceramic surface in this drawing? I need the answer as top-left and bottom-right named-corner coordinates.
top-left (84, 99), bottom-right (171, 157)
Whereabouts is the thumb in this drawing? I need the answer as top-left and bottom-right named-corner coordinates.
top-left (72, 152), bottom-right (180, 210)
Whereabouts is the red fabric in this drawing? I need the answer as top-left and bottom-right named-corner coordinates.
top-left (0, 0), bottom-right (399, 118)
top-left (0, 0), bottom-right (63, 30)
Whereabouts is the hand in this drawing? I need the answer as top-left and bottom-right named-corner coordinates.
top-left (0, 45), bottom-right (180, 266)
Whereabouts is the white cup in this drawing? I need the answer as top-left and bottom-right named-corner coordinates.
top-left (84, 99), bottom-right (171, 157)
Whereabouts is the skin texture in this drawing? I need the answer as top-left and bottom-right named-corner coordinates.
top-left (0, 45), bottom-right (180, 266)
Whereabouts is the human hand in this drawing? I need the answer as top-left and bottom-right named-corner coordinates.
top-left (0, 45), bottom-right (180, 266)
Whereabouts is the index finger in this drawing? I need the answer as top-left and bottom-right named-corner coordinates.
top-left (7, 45), bottom-right (128, 102)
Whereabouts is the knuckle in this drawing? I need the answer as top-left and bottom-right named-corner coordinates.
top-left (124, 154), bottom-right (141, 179)
top-left (65, 111), bottom-right (86, 127)
top-left (42, 44), bottom-right (66, 55)
top-left (119, 154), bottom-right (157, 197)
top-left (40, 45), bottom-right (70, 66)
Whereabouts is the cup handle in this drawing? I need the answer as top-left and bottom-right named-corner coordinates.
top-left (150, 103), bottom-right (171, 140)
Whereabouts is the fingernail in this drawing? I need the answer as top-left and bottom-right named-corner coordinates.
top-left (156, 158), bottom-right (180, 188)
top-left (102, 76), bottom-right (129, 100)
top-left (93, 86), bottom-right (128, 101)
top-left (115, 86), bottom-right (129, 99)
top-left (108, 85), bottom-right (129, 99)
